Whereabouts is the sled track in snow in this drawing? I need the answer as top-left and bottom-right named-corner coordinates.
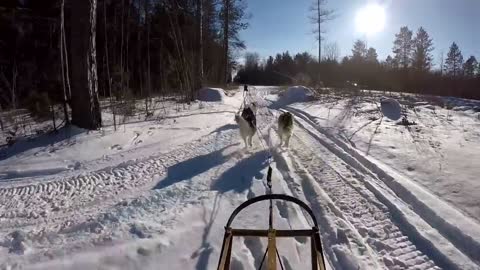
top-left (0, 130), bottom-right (237, 226)
top-left (266, 108), bottom-right (462, 269)
top-left (286, 123), bottom-right (440, 269)
top-left (275, 107), bottom-right (479, 270)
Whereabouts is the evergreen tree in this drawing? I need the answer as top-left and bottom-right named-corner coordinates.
top-left (444, 42), bottom-right (464, 77)
top-left (384, 55), bottom-right (395, 69)
top-left (392, 26), bottom-right (413, 69)
top-left (412, 27), bottom-right (434, 72)
top-left (366, 47), bottom-right (378, 63)
top-left (351, 40), bottom-right (367, 61)
top-left (463, 56), bottom-right (477, 78)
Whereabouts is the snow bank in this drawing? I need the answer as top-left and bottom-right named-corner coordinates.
top-left (270, 86), bottom-right (315, 108)
top-left (197, 87), bottom-right (226, 102)
top-left (282, 86), bottom-right (314, 103)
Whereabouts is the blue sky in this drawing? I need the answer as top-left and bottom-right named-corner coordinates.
top-left (240, 0), bottom-right (480, 68)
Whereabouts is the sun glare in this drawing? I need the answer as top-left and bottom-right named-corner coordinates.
top-left (355, 3), bottom-right (386, 35)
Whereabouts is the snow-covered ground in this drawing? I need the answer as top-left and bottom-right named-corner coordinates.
top-left (290, 91), bottom-right (480, 221)
top-left (0, 86), bottom-right (479, 269)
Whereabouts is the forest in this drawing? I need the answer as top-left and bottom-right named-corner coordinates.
top-left (0, 0), bottom-right (479, 132)
top-left (0, 0), bottom-right (247, 130)
top-left (236, 27), bottom-right (480, 100)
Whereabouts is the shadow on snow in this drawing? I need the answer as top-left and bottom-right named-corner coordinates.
top-left (211, 150), bottom-right (269, 194)
top-left (0, 126), bottom-right (85, 161)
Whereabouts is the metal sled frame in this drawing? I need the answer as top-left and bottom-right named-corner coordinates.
top-left (217, 194), bottom-right (327, 270)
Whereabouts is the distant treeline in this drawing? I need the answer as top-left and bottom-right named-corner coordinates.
top-left (235, 27), bottom-right (480, 100)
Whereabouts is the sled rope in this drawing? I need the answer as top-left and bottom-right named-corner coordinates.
top-left (244, 85), bottom-right (286, 270)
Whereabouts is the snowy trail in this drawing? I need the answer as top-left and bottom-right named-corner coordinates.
top-left (1, 87), bottom-right (479, 269)
top-left (277, 107), bottom-right (479, 269)
top-left (0, 128), bottom-right (237, 232)
top-left (278, 113), bottom-right (439, 269)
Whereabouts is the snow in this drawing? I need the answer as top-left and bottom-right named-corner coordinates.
top-left (197, 87), bottom-right (227, 102)
top-left (291, 92), bottom-right (480, 221)
top-left (0, 86), bottom-right (479, 269)
top-left (272, 86), bottom-right (314, 107)
top-left (380, 97), bottom-right (402, 120)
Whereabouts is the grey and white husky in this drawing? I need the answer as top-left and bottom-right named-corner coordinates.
top-left (278, 112), bottom-right (294, 147)
top-left (235, 104), bottom-right (257, 148)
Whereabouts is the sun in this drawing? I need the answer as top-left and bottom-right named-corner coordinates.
top-left (355, 3), bottom-right (386, 36)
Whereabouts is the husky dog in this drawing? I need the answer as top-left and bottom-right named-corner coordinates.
top-left (235, 104), bottom-right (257, 148)
top-left (278, 112), bottom-right (294, 147)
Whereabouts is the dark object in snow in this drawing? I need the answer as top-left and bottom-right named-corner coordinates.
top-left (130, 224), bottom-right (148, 239)
top-left (397, 116), bottom-right (417, 126)
top-left (137, 247), bottom-right (152, 256)
top-left (9, 230), bottom-right (27, 254)
top-left (6, 136), bottom-right (16, 147)
top-left (244, 84), bottom-right (248, 92)
top-left (380, 98), bottom-right (402, 121)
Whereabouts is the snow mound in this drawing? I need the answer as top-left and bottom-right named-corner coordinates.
top-left (283, 86), bottom-right (314, 102)
top-left (380, 98), bottom-right (401, 121)
top-left (197, 87), bottom-right (226, 102)
top-left (271, 86), bottom-right (314, 108)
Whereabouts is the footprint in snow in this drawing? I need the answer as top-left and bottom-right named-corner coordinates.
top-left (110, 144), bottom-right (122, 150)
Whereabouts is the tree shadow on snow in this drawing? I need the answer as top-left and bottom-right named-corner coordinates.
top-left (211, 150), bottom-right (269, 194)
top-left (193, 194), bottom-right (222, 270)
top-left (0, 126), bottom-right (85, 160)
top-left (208, 124), bottom-right (237, 135)
top-left (152, 144), bottom-right (237, 190)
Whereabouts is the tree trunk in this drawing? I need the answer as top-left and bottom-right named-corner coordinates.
top-left (145, 0), bottom-right (151, 113)
top-left (70, 0), bottom-right (102, 130)
top-left (103, 0), bottom-right (115, 130)
top-left (192, 0), bottom-right (203, 99)
top-left (317, 0), bottom-right (321, 62)
top-left (223, 0), bottom-right (229, 84)
top-left (11, 9), bottom-right (17, 110)
top-left (60, 0), bottom-right (70, 125)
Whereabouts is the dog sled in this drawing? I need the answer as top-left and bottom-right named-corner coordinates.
top-left (217, 170), bottom-right (327, 270)
top-left (218, 86), bottom-right (327, 269)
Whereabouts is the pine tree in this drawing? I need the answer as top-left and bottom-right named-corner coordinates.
top-left (392, 26), bottom-right (413, 69)
top-left (351, 40), bottom-right (367, 61)
top-left (463, 56), bottom-right (477, 78)
top-left (444, 42), bottom-right (464, 77)
top-left (412, 27), bottom-right (434, 72)
top-left (384, 55), bottom-right (395, 69)
top-left (366, 47), bottom-right (378, 63)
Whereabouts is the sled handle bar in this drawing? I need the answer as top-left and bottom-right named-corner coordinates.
top-left (226, 194), bottom-right (318, 228)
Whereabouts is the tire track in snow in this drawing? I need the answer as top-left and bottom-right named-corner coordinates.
top-left (0, 130), bottom-right (237, 225)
